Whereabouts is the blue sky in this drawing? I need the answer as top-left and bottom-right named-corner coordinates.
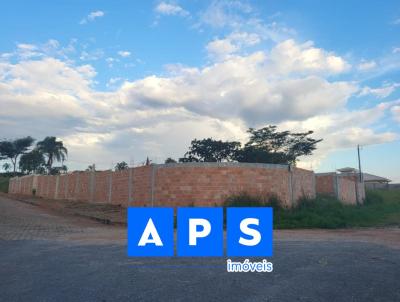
top-left (0, 1), bottom-right (399, 181)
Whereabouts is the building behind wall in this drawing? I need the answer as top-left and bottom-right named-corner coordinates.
top-left (315, 169), bottom-right (365, 204)
top-left (337, 167), bottom-right (391, 190)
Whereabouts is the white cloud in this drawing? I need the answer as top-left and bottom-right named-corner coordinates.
top-left (280, 103), bottom-right (398, 169)
top-left (268, 39), bottom-right (350, 74)
top-left (80, 10), bottom-right (105, 25)
top-left (391, 105), bottom-right (400, 122)
top-left (206, 38), bottom-right (238, 60)
top-left (196, 1), bottom-right (294, 44)
top-left (359, 83), bottom-right (400, 99)
top-left (117, 51), bottom-right (131, 58)
top-left (198, 1), bottom-right (252, 28)
top-left (79, 49), bottom-right (104, 61)
top-left (107, 77), bottom-right (123, 88)
top-left (155, 2), bottom-right (189, 17)
top-left (358, 60), bottom-right (377, 71)
top-left (393, 47), bottom-right (400, 54)
top-left (0, 39), bottom-right (396, 171)
top-left (206, 31), bottom-right (261, 60)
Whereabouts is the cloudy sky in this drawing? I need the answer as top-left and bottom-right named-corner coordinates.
top-left (0, 1), bottom-right (399, 181)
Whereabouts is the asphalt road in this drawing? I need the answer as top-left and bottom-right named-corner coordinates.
top-left (0, 195), bottom-right (399, 302)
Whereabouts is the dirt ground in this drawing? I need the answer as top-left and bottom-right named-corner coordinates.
top-left (1, 194), bottom-right (400, 302)
top-left (2, 192), bottom-right (400, 249)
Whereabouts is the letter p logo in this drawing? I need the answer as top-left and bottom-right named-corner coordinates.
top-left (178, 208), bottom-right (223, 256)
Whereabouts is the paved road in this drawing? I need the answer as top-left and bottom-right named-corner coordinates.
top-left (0, 195), bottom-right (399, 302)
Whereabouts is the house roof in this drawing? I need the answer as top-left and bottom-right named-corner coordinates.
top-left (336, 167), bottom-right (391, 183)
top-left (362, 173), bottom-right (391, 183)
top-left (337, 167), bottom-right (357, 173)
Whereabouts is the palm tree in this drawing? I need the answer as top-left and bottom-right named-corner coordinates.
top-left (115, 161), bottom-right (129, 171)
top-left (36, 137), bottom-right (68, 174)
top-left (0, 136), bottom-right (35, 174)
top-left (2, 162), bottom-right (11, 173)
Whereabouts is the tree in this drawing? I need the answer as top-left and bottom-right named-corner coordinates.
top-left (180, 126), bottom-right (322, 165)
top-left (115, 161), bottom-right (129, 171)
top-left (145, 157), bottom-right (151, 166)
top-left (180, 138), bottom-right (241, 162)
top-left (165, 157), bottom-right (177, 164)
top-left (49, 165), bottom-right (68, 175)
top-left (245, 126), bottom-right (289, 153)
top-left (36, 137), bottom-right (68, 174)
top-left (0, 136), bottom-right (35, 174)
top-left (2, 162), bottom-right (11, 173)
top-left (243, 126), bottom-right (322, 164)
top-left (234, 146), bottom-right (288, 164)
top-left (19, 149), bottom-right (45, 174)
top-left (86, 164), bottom-right (96, 172)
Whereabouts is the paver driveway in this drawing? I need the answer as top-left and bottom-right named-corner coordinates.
top-left (0, 195), bottom-right (399, 302)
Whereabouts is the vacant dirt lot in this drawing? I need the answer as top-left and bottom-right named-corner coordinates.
top-left (0, 194), bottom-right (399, 301)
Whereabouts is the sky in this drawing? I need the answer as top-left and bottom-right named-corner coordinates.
top-left (0, 0), bottom-right (399, 181)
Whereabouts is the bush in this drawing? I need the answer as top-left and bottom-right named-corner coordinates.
top-left (276, 196), bottom-right (348, 229)
top-left (223, 192), bottom-right (282, 209)
top-left (0, 176), bottom-right (10, 193)
top-left (364, 190), bottom-right (384, 204)
top-left (221, 190), bottom-right (400, 229)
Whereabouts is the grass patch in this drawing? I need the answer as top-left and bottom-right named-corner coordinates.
top-left (224, 190), bottom-right (400, 229)
top-left (0, 176), bottom-right (10, 193)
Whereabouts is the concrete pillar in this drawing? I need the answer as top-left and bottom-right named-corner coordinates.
top-left (334, 174), bottom-right (340, 200)
top-left (128, 168), bottom-right (133, 206)
top-left (32, 175), bottom-right (38, 192)
top-left (150, 165), bottom-right (156, 207)
top-left (46, 176), bottom-right (50, 197)
top-left (355, 178), bottom-right (360, 205)
top-left (65, 175), bottom-right (69, 199)
top-left (108, 171), bottom-right (113, 204)
top-left (312, 173), bottom-right (316, 198)
top-left (55, 175), bottom-right (60, 199)
top-left (288, 165), bottom-right (294, 207)
top-left (90, 171), bottom-right (96, 202)
top-left (75, 173), bottom-right (80, 199)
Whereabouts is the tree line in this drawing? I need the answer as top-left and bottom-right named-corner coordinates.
top-left (0, 136), bottom-right (68, 175)
top-left (166, 125), bottom-right (322, 165)
top-left (1, 125), bottom-right (321, 176)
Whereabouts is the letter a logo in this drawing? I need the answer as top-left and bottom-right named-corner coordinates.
top-left (128, 208), bottom-right (174, 256)
top-left (138, 218), bottom-right (163, 246)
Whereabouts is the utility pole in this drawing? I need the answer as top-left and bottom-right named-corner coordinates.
top-left (357, 145), bottom-right (362, 182)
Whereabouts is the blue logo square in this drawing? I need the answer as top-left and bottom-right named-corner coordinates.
top-left (127, 207), bottom-right (174, 257)
top-left (227, 207), bottom-right (273, 257)
top-left (177, 207), bottom-right (223, 256)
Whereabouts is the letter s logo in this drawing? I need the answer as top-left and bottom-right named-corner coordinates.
top-left (239, 218), bottom-right (261, 246)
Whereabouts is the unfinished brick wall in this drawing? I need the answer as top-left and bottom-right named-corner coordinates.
top-left (153, 163), bottom-right (292, 207)
top-left (8, 163), bottom-right (316, 207)
top-left (341, 174), bottom-right (366, 202)
top-left (315, 173), bottom-right (336, 196)
top-left (290, 167), bottom-right (316, 205)
top-left (111, 170), bottom-right (130, 205)
top-left (337, 177), bottom-right (357, 205)
top-left (315, 173), bottom-right (365, 205)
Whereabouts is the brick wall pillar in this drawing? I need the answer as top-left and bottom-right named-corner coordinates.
top-left (128, 168), bottom-right (133, 206)
top-left (108, 171), bottom-right (113, 204)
